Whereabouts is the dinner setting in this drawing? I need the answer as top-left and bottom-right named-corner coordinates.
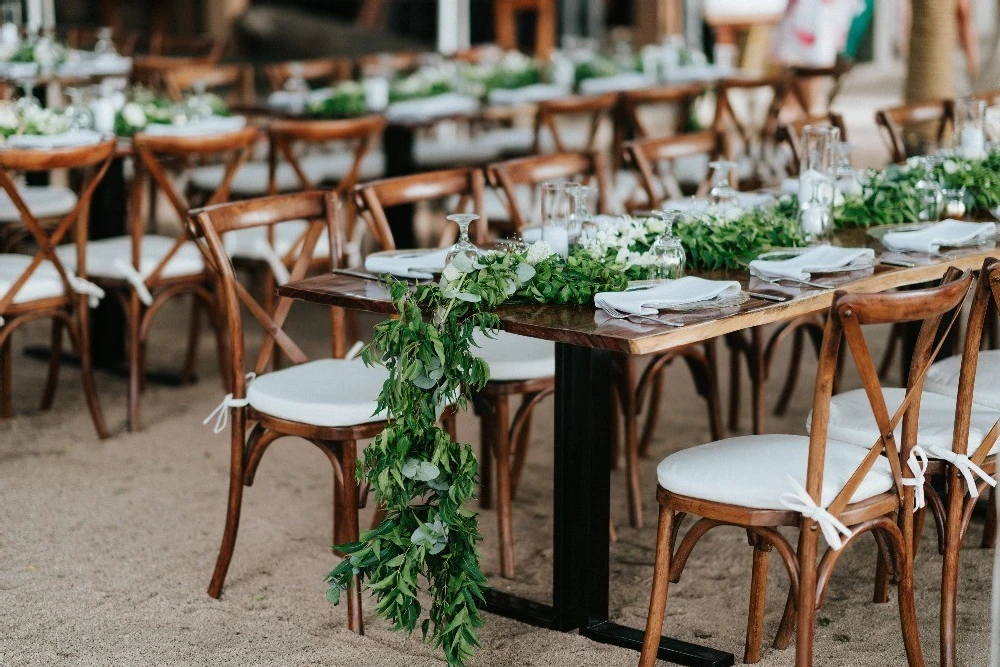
top-left (6, 1), bottom-right (1000, 666)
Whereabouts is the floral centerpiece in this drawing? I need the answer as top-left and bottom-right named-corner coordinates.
top-left (306, 81), bottom-right (368, 119)
top-left (0, 103), bottom-right (69, 139)
top-left (114, 88), bottom-right (230, 137)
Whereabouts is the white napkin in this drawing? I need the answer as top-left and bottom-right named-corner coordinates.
top-left (384, 94), bottom-right (479, 121)
top-left (7, 130), bottom-right (105, 148)
top-left (579, 72), bottom-right (656, 95)
top-left (881, 219), bottom-right (997, 254)
top-left (662, 63), bottom-right (732, 84)
top-left (487, 84), bottom-right (570, 106)
top-left (0, 62), bottom-right (38, 78)
top-left (595, 276), bottom-right (742, 316)
top-left (142, 115), bottom-right (247, 137)
top-left (749, 245), bottom-right (875, 281)
top-left (364, 248), bottom-right (450, 280)
top-left (267, 87), bottom-right (333, 109)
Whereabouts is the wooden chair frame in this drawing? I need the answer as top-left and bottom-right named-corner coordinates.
top-left (187, 190), bottom-right (380, 634)
top-left (623, 129), bottom-right (730, 204)
top-left (65, 26), bottom-right (139, 56)
top-left (0, 141), bottom-right (116, 438)
top-left (149, 33), bottom-right (226, 63)
top-left (262, 57), bottom-right (354, 92)
top-left (875, 100), bottom-right (953, 164)
top-left (162, 64), bottom-right (256, 106)
top-left (533, 92), bottom-right (619, 154)
top-left (639, 270), bottom-right (973, 667)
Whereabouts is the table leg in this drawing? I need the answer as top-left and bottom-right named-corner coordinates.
top-left (382, 123), bottom-right (418, 250)
top-left (484, 342), bottom-right (735, 667)
top-left (89, 156), bottom-right (127, 368)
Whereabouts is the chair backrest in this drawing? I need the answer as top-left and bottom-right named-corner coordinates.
top-left (874, 100), bottom-right (952, 164)
top-left (787, 57), bottom-right (853, 115)
top-left (354, 167), bottom-right (487, 251)
top-left (493, 0), bottom-right (556, 59)
top-left (162, 64), bottom-right (255, 106)
top-left (619, 83), bottom-right (706, 140)
top-left (148, 33), bottom-right (225, 63)
top-left (622, 130), bottom-right (729, 206)
top-left (262, 57), bottom-right (354, 92)
top-left (806, 269), bottom-right (973, 523)
top-left (533, 92), bottom-right (619, 154)
top-left (776, 112), bottom-right (848, 176)
top-left (65, 26), bottom-right (139, 56)
top-left (129, 127), bottom-right (260, 288)
top-left (187, 191), bottom-right (339, 393)
top-left (486, 150), bottom-right (611, 233)
top-left (355, 51), bottom-right (423, 77)
top-left (0, 140), bottom-right (117, 318)
top-left (973, 89), bottom-right (1000, 107)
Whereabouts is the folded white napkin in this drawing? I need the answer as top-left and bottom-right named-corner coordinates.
top-left (487, 84), bottom-right (571, 106)
top-left (579, 72), bottom-right (656, 95)
top-left (267, 88), bottom-right (333, 109)
top-left (59, 54), bottom-right (132, 76)
top-left (662, 63), bottom-right (732, 84)
top-left (143, 115), bottom-right (247, 137)
top-left (595, 276), bottom-right (742, 316)
top-left (384, 93), bottom-right (479, 121)
top-left (881, 219), bottom-right (997, 254)
top-left (7, 130), bottom-right (105, 148)
top-left (364, 248), bottom-right (450, 279)
top-left (0, 62), bottom-right (38, 78)
top-left (749, 245), bottom-right (875, 281)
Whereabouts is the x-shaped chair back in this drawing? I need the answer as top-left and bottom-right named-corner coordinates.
top-left (486, 150), bottom-right (610, 234)
top-left (263, 57), bottom-right (354, 92)
top-left (188, 190), bottom-right (338, 399)
top-left (533, 92), bottom-right (619, 154)
top-left (149, 33), bottom-right (225, 63)
top-left (0, 140), bottom-right (116, 318)
top-left (162, 64), bottom-right (255, 106)
top-left (875, 100), bottom-right (952, 164)
top-left (806, 269), bottom-right (973, 523)
top-left (619, 83), bottom-right (706, 140)
top-left (354, 167), bottom-right (488, 250)
top-left (776, 112), bottom-right (847, 177)
top-left (623, 130), bottom-right (729, 205)
top-left (130, 126), bottom-right (259, 292)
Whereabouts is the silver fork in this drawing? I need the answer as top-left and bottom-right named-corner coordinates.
top-left (762, 275), bottom-right (833, 290)
top-left (598, 303), bottom-right (685, 327)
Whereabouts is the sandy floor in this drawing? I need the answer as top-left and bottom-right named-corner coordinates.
top-left (1, 64), bottom-right (995, 666)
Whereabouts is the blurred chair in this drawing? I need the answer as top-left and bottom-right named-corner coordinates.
top-left (148, 32), bottom-right (226, 63)
top-left (493, 0), bottom-right (556, 59)
top-left (262, 57), bottom-right (354, 92)
top-left (622, 129), bottom-right (728, 208)
top-left (162, 64), bottom-right (256, 107)
top-left (787, 57), bottom-right (854, 116)
top-left (532, 92), bottom-right (620, 154)
top-left (875, 100), bottom-right (952, 163)
top-left (0, 140), bottom-right (116, 438)
top-left (66, 26), bottom-right (139, 56)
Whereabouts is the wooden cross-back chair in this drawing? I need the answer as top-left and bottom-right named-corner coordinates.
top-left (622, 129), bottom-right (729, 206)
top-left (148, 33), bottom-right (226, 63)
top-left (532, 92), bottom-right (619, 155)
top-left (102, 127), bottom-right (259, 431)
top-left (493, 0), bottom-right (556, 59)
top-left (973, 89), bottom-right (1000, 106)
top-left (187, 190), bottom-right (386, 635)
top-left (485, 150), bottom-right (611, 236)
top-left (618, 83), bottom-right (706, 142)
top-left (355, 167), bottom-right (553, 579)
top-left (0, 140), bottom-right (116, 438)
top-left (776, 112), bottom-right (848, 177)
top-left (639, 269), bottom-right (973, 667)
top-left (787, 57), bottom-right (854, 116)
top-left (875, 100), bottom-right (953, 164)
top-left (355, 51), bottom-right (423, 76)
top-left (162, 64), bottom-right (256, 107)
top-left (65, 26), bottom-right (139, 56)
top-left (262, 57), bottom-right (354, 92)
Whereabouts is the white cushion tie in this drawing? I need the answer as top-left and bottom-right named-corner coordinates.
top-left (927, 445), bottom-right (997, 498)
top-left (901, 446), bottom-right (928, 511)
top-left (204, 372), bottom-right (257, 434)
top-left (344, 340), bottom-right (364, 361)
top-left (111, 258), bottom-right (154, 306)
top-left (343, 239), bottom-right (362, 268)
top-left (778, 475), bottom-right (853, 550)
top-left (66, 274), bottom-right (105, 308)
top-left (251, 237), bottom-right (291, 286)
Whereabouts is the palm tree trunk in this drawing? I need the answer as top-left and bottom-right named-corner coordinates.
top-left (905, 0), bottom-right (956, 103)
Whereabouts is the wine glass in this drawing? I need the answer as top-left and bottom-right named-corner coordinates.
top-left (570, 185), bottom-right (597, 235)
top-left (834, 142), bottom-right (862, 195)
top-left (798, 178), bottom-right (833, 243)
top-left (648, 210), bottom-right (686, 279)
top-left (64, 86), bottom-right (94, 130)
top-left (445, 213), bottom-right (480, 266)
top-left (16, 77), bottom-right (39, 114)
top-left (186, 80), bottom-right (214, 120)
top-left (707, 160), bottom-right (739, 213)
top-left (94, 27), bottom-right (117, 57)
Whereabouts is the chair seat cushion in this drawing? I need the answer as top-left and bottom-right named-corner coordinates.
top-left (473, 330), bottom-right (554, 382)
top-left (926, 351), bottom-right (1000, 412)
top-left (414, 137), bottom-right (505, 168)
top-left (819, 387), bottom-right (1000, 456)
top-left (0, 254), bottom-right (66, 303)
top-left (0, 185), bottom-right (77, 223)
top-left (55, 235), bottom-right (205, 281)
top-left (189, 160), bottom-right (328, 197)
top-left (656, 434), bottom-right (894, 510)
top-left (247, 358), bottom-right (388, 427)
top-left (299, 151), bottom-right (385, 183)
top-left (223, 221), bottom-right (331, 260)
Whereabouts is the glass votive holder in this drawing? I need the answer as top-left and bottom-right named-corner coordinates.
top-left (941, 187), bottom-right (968, 219)
top-left (915, 180), bottom-right (942, 223)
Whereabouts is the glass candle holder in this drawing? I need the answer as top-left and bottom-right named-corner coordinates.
top-left (954, 98), bottom-right (987, 159)
top-left (941, 187), bottom-right (968, 219)
top-left (915, 180), bottom-right (942, 223)
top-left (540, 181), bottom-right (579, 258)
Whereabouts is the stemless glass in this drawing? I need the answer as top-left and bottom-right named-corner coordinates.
top-left (798, 125), bottom-right (839, 242)
top-left (915, 180), bottom-right (942, 223)
top-left (648, 210), bottom-right (686, 280)
top-left (94, 27), bottom-right (117, 56)
top-left (445, 213), bottom-right (480, 266)
top-left (540, 181), bottom-right (578, 258)
top-left (64, 87), bottom-right (94, 129)
top-left (707, 160), bottom-right (739, 214)
top-left (16, 78), bottom-right (40, 113)
top-left (954, 97), bottom-right (987, 159)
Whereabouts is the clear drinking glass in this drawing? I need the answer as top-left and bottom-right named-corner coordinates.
top-left (834, 142), bottom-right (862, 195)
top-left (707, 160), bottom-right (739, 215)
top-left (941, 187), bottom-right (968, 219)
top-left (445, 213), bottom-right (480, 266)
top-left (648, 210), bottom-right (686, 280)
top-left (64, 87), bottom-right (94, 129)
top-left (283, 62), bottom-right (308, 94)
top-left (570, 185), bottom-right (597, 235)
top-left (94, 27), bottom-right (117, 56)
top-left (954, 97), bottom-right (987, 159)
top-left (915, 180), bottom-right (942, 223)
top-left (540, 181), bottom-right (578, 258)
top-left (798, 125), bottom-right (839, 243)
top-left (798, 179), bottom-right (833, 243)
top-left (186, 80), bottom-right (214, 120)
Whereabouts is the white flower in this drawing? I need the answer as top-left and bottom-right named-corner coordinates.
top-left (0, 103), bottom-right (17, 130)
top-left (942, 159), bottom-right (959, 174)
top-left (122, 102), bottom-right (147, 128)
top-left (646, 217), bottom-right (666, 234)
top-left (524, 240), bottom-right (555, 265)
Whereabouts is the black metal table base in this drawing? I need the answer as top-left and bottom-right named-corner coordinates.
top-left (582, 621), bottom-right (734, 667)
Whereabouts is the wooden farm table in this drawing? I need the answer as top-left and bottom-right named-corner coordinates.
top-left (277, 229), bottom-right (998, 667)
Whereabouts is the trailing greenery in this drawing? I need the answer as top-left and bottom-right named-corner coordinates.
top-left (306, 81), bottom-right (368, 120)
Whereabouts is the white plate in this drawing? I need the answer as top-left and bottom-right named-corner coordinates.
top-left (755, 247), bottom-right (877, 273)
top-left (866, 222), bottom-right (998, 248)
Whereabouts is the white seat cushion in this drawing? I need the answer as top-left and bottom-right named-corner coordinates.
top-left (224, 221), bottom-right (330, 260)
top-left (247, 358), bottom-right (387, 427)
top-left (819, 387), bottom-right (1000, 456)
top-left (189, 160), bottom-right (328, 197)
top-left (657, 434), bottom-right (895, 510)
top-left (0, 254), bottom-right (66, 303)
top-left (926, 351), bottom-right (1000, 412)
top-left (476, 127), bottom-right (536, 156)
top-left (473, 330), bottom-right (554, 382)
top-left (414, 137), bottom-right (504, 168)
top-left (0, 186), bottom-right (77, 223)
top-left (55, 235), bottom-right (204, 281)
top-left (300, 151), bottom-right (385, 183)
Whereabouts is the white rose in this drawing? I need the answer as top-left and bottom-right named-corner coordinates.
top-left (122, 102), bottom-right (147, 128)
top-left (524, 240), bottom-right (555, 265)
top-left (0, 103), bottom-right (17, 129)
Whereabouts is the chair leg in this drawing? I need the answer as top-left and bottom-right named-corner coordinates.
top-left (491, 395), bottom-right (516, 579)
top-left (181, 293), bottom-right (201, 385)
top-left (335, 439), bottom-right (364, 635)
top-left (888, 521), bottom-right (924, 667)
top-left (126, 295), bottom-right (142, 432)
top-left (76, 311), bottom-right (110, 440)
top-left (749, 328), bottom-right (765, 436)
top-left (207, 426), bottom-right (251, 600)
top-left (208, 296), bottom-right (232, 393)
top-left (772, 327), bottom-right (804, 417)
top-left (794, 529), bottom-right (820, 667)
top-left (940, 475), bottom-right (965, 667)
top-left (620, 357), bottom-right (643, 529)
top-left (772, 587), bottom-right (796, 650)
top-left (873, 539), bottom-right (892, 604)
top-left (476, 398), bottom-right (494, 510)
top-left (40, 318), bottom-right (63, 410)
top-left (700, 341), bottom-right (724, 442)
top-left (638, 504), bottom-right (674, 667)
top-left (637, 365), bottom-right (665, 457)
top-left (727, 334), bottom-right (743, 432)
top-left (982, 486), bottom-right (997, 548)
top-left (744, 536), bottom-right (771, 664)
top-left (1, 330), bottom-right (12, 418)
